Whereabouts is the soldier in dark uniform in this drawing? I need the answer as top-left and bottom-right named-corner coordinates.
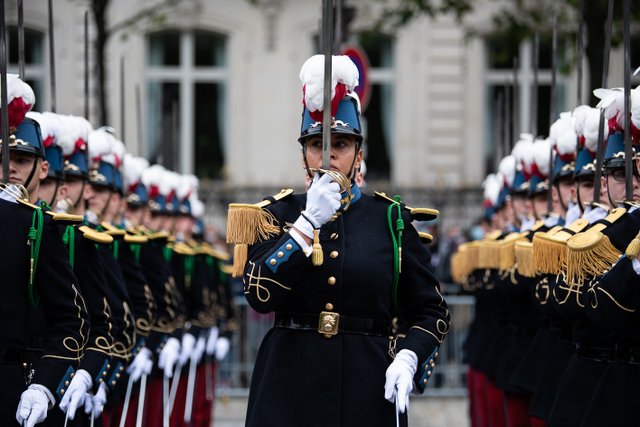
top-left (229, 55), bottom-right (449, 427)
top-left (0, 76), bottom-right (90, 426)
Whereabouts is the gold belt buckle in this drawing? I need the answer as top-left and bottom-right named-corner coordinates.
top-left (318, 311), bottom-right (340, 338)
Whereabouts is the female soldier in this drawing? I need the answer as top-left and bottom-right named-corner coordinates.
top-left (230, 55), bottom-right (450, 426)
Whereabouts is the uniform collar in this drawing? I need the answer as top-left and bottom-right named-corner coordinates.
top-left (340, 182), bottom-right (361, 209)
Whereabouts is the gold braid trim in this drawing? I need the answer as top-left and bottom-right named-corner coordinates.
top-left (514, 241), bottom-right (535, 277)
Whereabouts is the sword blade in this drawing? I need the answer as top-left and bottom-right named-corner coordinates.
top-left (135, 373), bottom-right (147, 427)
top-left (118, 374), bottom-right (135, 427)
top-left (321, 0), bottom-right (333, 170)
top-left (183, 357), bottom-right (198, 423)
top-left (166, 362), bottom-right (182, 419)
top-left (0, 0), bottom-right (9, 184)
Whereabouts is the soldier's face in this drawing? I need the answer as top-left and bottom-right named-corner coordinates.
top-left (576, 177), bottom-right (594, 207)
top-left (605, 168), bottom-right (640, 206)
top-left (38, 177), bottom-right (60, 207)
top-left (85, 183), bottom-right (112, 215)
top-left (531, 194), bottom-right (547, 219)
top-left (557, 178), bottom-right (576, 209)
top-left (0, 152), bottom-right (48, 194)
top-left (303, 134), bottom-right (362, 177)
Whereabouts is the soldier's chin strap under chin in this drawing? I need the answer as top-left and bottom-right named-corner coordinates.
top-left (23, 156), bottom-right (40, 194)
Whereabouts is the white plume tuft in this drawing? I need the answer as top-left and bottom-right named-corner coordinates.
top-left (573, 105), bottom-right (591, 137)
top-left (88, 128), bottom-right (114, 164)
top-left (583, 107), bottom-right (608, 153)
top-left (299, 54), bottom-right (359, 113)
top-left (483, 173), bottom-right (501, 206)
top-left (177, 174), bottom-right (199, 200)
top-left (123, 154), bottom-right (149, 190)
top-left (512, 133), bottom-right (534, 172)
top-left (141, 164), bottom-right (165, 190)
top-left (532, 138), bottom-right (551, 176)
top-left (498, 155), bottom-right (516, 187)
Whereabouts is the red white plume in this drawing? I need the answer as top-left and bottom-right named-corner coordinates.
top-left (299, 54), bottom-right (359, 121)
top-left (582, 106), bottom-right (608, 154)
top-left (141, 164), bottom-right (165, 198)
top-left (58, 115), bottom-right (92, 157)
top-left (511, 133), bottom-right (534, 176)
top-left (498, 155), bottom-right (516, 188)
top-left (531, 138), bottom-right (551, 177)
top-left (4, 74), bottom-right (35, 131)
top-left (123, 154), bottom-right (149, 191)
top-left (26, 111), bottom-right (62, 148)
top-left (177, 174), bottom-right (198, 201)
top-left (549, 112), bottom-right (576, 161)
top-left (88, 127), bottom-right (114, 165)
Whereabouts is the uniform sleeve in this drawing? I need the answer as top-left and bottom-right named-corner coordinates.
top-left (243, 219), bottom-right (311, 313)
top-left (32, 218), bottom-right (90, 398)
top-left (583, 256), bottom-right (640, 328)
top-left (395, 216), bottom-right (450, 392)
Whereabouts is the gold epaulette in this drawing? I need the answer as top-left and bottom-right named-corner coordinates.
top-left (418, 231), bottom-right (433, 244)
top-left (479, 232), bottom-right (527, 271)
top-left (16, 198), bottom-right (39, 209)
top-left (532, 218), bottom-right (590, 275)
top-left (79, 225), bottom-right (114, 244)
top-left (147, 231), bottom-right (170, 240)
top-left (476, 230), bottom-right (505, 270)
top-left (566, 207), bottom-right (626, 285)
top-left (227, 188), bottom-right (293, 277)
top-left (514, 240), bottom-right (535, 277)
top-left (451, 242), bottom-right (471, 283)
top-left (124, 234), bottom-right (148, 244)
top-left (374, 191), bottom-right (439, 221)
top-left (100, 221), bottom-right (126, 236)
top-left (173, 241), bottom-right (195, 256)
top-left (45, 211), bottom-right (84, 224)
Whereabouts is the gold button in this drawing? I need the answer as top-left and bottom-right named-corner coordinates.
top-left (430, 361), bottom-right (435, 368)
top-left (107, 364), bottom-right (111, 369)
top-left (330, 233), bottom-right (338, 240)
top-left (286, 244), bottom-right (293, 250)
top-left (60, 389), bottom-right (65, 395)
top-left (22, 363), bottom-right (27, 368)
top-left (116, 373), bottom-right (121, 378)
top-left (325, 303), bottom-right (334, 310)
top-left (98, 378), bottom-right (103, 383)
top-left (120, 366), bottom-right (125, 371)
top-left (435, 352), bottom-right (439, 358)
top-left (112, 381), bottom-right (116, 386)
top-left (423, 379), bottom-right (428, 385)
top-left (270, 259), bottom-right (277, 265)
top-left (330, 251), bottom-right (338, 258)
top-left (427, 371), bottom-right (432, 377)
top-left (327, 276), bottom-right (336, 285)
top-left (70, 372), bottom-right (75, 378)
top-left (65, 381), bottom-right (70, 386)
top-left (277, 251), bottom-right (284, 258)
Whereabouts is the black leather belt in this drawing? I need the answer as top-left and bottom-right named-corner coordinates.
top-left (576, 344), bottom-right (616, 362)
top-left (615, 345), bottom-right (640, 365)
top-left (274, 313), bottom-right (390, 337)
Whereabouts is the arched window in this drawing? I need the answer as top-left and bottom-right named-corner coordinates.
top-left (146, 30), bottom-right (227, 178)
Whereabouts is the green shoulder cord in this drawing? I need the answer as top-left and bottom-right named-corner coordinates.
top-left (184, 255), bottom-right (195, 291)
top-left (131, 243), bottom-right (142, 264)
top-left (112, 238), bottom-right (120, 260)
top-left (386, 195), bottom-right (405, 310)
top-left (163, 246), bottom-right (173, 263)
top-left (62, 225), bottom-right (76, 269)
top-left (28, 208), bottom-right (44, 308)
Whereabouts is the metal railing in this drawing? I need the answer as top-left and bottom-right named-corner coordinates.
top-left (215, 290), bottom-right (474, 399)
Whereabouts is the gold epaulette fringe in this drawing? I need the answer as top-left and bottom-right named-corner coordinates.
top-left (532, 218), bottom-right (589, 275)
top-left (514, 241), bottom-right (535, 277)
top-left (477, 230), bottom-right (503, 270)
top-left (567, 225), bottom-right (620, 286)
top-left (626, 231), bottom-right (640, 259)
top-left (226, 189), bottom-right (293, 277)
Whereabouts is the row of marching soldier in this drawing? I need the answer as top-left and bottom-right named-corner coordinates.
top-left (452, 78), bottom-right (640, 425)
top-left (0, 73), bottom-right (237, 427)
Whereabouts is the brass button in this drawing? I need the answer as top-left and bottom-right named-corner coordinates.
top-left (435, 352), bottom-right (439, 358)
top-left (330, 233), bottom-right (339, 240)
top-left (70, 372), bottom-right (75, 378)
top-left (102, 371), bottom-right (107, 377)
top-left (330, 251), bottom-right (338, 258)
top-left (119, 366), bottom-right (125, 371)
top-left (427, 371), bottom-right (432, 377)
top-left (270, 259), bottom-right (277, 265)
top-left (106, 364), bottom-right (111, 369)
top-left (277, 251), bottom-right (284, 258)
top-left (116, 373), bottom-right (121, 378)
top-left (60, 389), bottom-right (65, 395)
top-left (423, 379), bottom-right (428, 385)
top-left (112, 381), bottom-right (116, 386)
top-left (65, 381), bottom-right (70, 386)
top-left (327, 276), bottom-right (336, 285)
top-left (325, 303), bottom-right (334, 310)
top-left (286, 244), bottom-right (293, 250)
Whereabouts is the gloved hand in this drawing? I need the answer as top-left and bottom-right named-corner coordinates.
top-left (215, 336), bottom-right (231, 362)
top-left (59, 369), bottom-right (92, 420)
top-left (158, 337), bottom-right (181, 378)
top-left (16, 384), bottom-right (52, 427)
top-left (384, 349), bottom-right (418, 413)
top-left (178, 333), bottom-right (197, 366)
top-left (205, 327), bottom-right (219, 356)
top-left (127, 347), bottom-right (154, 383)
top-left (293, 173), bottom-right (341, 238)
top-left (191, 335), bottom-right (206, 364)
top-left (84, 382), bottom-right (108, 419)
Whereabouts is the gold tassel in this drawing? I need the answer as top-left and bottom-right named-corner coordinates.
top-left (567, 228), bottom-right (621, 286)
top-left (497, 233), bottom-right (526, 271)
top-left (227, 203), bottom-right (280, 277)
top-left (514, 241), bottom-right (535, 277)
top-left (311, 229), bottom-right (323, 266)
top-left (532, 232), bottom-right (566, 275)
top-left (625, 231), bottom-right (640, 259)
top-left (232, 244), bottom-right (248, 278)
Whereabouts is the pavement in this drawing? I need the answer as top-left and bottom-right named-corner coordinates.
top-left (213, 395), bottom-right (470, 427)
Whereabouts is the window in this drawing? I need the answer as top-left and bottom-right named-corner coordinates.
top-left (146, 30), bottom-right (227, 178)
top-left (7, 26), bottom-right (45, 109)
top-left (484, 34), bottom-right (566, 173)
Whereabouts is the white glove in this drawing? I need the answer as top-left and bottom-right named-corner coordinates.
top-left (384, 349), bottom-right (418, 413)
top-left (127, 347), bottom-right (154, 383)
top-left (293, 173), bottom-right (341, 238)
top-left (158, 337), bottom-right (181, 378)
top-left (205, 327), bottom-right (219, 356)
top-left (191, 336), bottom-right (206, 365)
top-left (16, 384), bottom-right (52, 427)
top-left (178, 333), bottom-right (197, 366)
top-left (84, 382), bottom-right (108, 419)
top-left (215, 336), bottom-right (231, 362)
top-left (59, 369), bottom-right (92, 420)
